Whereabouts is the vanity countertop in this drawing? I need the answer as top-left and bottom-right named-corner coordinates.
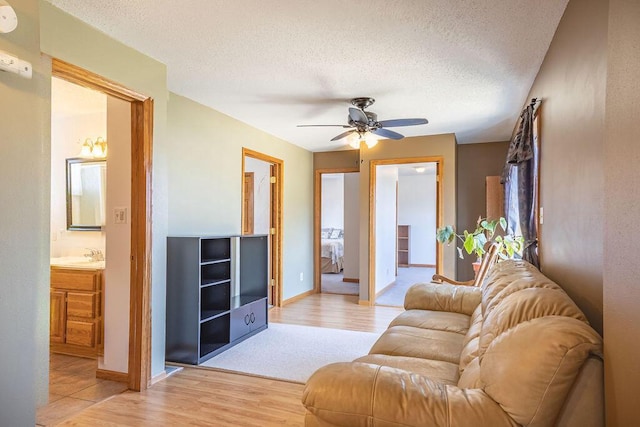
top-left (50, 256), bottom-right (105, 270)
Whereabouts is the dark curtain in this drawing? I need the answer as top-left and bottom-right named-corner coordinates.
top-left (501, 103), bottom-right (539, 268)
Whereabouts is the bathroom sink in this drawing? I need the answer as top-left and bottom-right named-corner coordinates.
top-left (50, 256), bottom-right (105, 269)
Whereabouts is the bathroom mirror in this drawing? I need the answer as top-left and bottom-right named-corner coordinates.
top-left (66, 158), bottom-right (107, 231)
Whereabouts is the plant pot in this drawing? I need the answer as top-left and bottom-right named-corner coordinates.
top-left (472, 261), bottom-right (482, 277)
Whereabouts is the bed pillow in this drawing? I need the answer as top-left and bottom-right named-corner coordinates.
top-left (321, 228), bottom-right (332, 239)
top-left (329, 229), bottom-right (342, 239)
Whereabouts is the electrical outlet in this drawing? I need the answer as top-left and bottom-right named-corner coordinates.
top-left (299, 272), bottom-right (304, 282)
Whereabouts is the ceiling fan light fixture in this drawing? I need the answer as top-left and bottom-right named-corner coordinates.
top-left (346, 132), bottom-right (361, 149)
top-left (364, 132), bottom-right (378, 148)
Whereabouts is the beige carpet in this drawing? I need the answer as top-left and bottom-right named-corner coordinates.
top-left (321, 272), bottom-right (359, 295)
top-left (199, 323), bottom-right (379, 383)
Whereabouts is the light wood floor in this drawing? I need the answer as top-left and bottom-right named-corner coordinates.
top-left (36, 354), bottom-right (129, 426)
top-left (48, 293), bottom-right (404, 426)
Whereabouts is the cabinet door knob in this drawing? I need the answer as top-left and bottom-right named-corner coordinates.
top-left (250, 312), bottom-right (255, 323)
top-left (244, 314), bottom-right (250, 325)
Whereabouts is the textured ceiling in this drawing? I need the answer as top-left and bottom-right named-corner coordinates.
top-left (46, 0), bottom-right (568, 151)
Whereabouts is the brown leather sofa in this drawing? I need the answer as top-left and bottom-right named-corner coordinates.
top-left (302, 260), bottom-right (604, 426)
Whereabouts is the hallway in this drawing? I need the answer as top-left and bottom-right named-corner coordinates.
top-left (375, 266), bottom-right (434, 307)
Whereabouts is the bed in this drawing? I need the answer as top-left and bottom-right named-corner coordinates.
top-left (321, 228), bottom-right (344, 273)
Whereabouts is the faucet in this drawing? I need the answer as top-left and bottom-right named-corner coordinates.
top-left (84, 248), bottom-right (105, 262)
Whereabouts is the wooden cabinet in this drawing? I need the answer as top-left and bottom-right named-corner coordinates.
top-left (166, 235), bottom-right (268, 365)
top-left (397, 225), bottom-right (410, 267)
top-left (50, 267), bottom-right (104, 358)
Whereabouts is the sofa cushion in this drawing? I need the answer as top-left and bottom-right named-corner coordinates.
top-left (457, 356), bottom-right (482, 389)
top-left (389, 309), bottom-right (470, 335)
top-left (458, 304), bottom-right (483, 374)
top-left (481, 260), bottom-right (558, 319)
top-left (404, 282), bottom-right (481, 315)
top-left (480, 316), bottom-right (602, 427)
top-left (478, 287), bottom-right (588, 361)
top-left (368, 325), bottom-right (464, 364)
top-left (355, 354), bottom-right (459, 385)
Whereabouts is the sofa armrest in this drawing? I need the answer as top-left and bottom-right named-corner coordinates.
top-left (404, 282), bottom-right (481, 315)
top-left (303, 362), bottom-right (516, 427)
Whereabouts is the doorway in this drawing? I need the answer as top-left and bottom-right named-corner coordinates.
top-left (50, 59), bottom-right (153, 392)
top-left (313, 167), bottom-right (359, 296)
top-left (241, 148), bottom-right (283, 307)
top-left (317, 172), bottom-right (360, 295)
top-left (369, 157), bottom-right (443, 306)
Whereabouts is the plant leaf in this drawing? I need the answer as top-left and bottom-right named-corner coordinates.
top-left (499, 217), bottom-right (507, 231)
top-left (464, 234), bottom-right (475, 254)
top-left (436, 225), bottom-right (455, 244)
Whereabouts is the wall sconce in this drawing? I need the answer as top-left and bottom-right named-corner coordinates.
top-left (79, 137), bottom-right (108, 158)
top-left (346, 131), bottom-right (379, 149)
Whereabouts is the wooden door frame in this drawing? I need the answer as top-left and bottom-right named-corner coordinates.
top-left (368, 157), bottom-right (443, 305)
top-left (313, 167), bottom-right (359, 294)
top-left (241, 148), bottom-right (283, 306)
top-left (52, 58), bottom-right (153, 391)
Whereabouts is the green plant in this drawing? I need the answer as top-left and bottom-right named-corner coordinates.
top-left (436, 216), bottom-right (524, 260)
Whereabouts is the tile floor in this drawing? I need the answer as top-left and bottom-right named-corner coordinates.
top-left (36, 354), bottom-right (128, 426)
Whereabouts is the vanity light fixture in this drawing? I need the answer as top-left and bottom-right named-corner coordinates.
top-left (79, 137), bottom-right (108, 158)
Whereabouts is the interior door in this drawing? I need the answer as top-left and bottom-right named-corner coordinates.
top-left (269, 164), bottom-right (276, 305)
top-left (243, 172), bottom-right (254, 235)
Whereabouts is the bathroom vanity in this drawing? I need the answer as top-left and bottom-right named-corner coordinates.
top-left (50, 258), bottom-right (104, 358)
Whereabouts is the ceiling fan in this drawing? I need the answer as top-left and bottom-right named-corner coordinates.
top-left (297, 97), bottom-right (428, 147)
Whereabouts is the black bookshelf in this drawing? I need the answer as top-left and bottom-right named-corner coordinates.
top-left (165, 235), bottom-right (268, 364)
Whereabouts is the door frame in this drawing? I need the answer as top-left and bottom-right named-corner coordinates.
top-left (241, 148), bottom-right (283, 306)
top-left (313, 167), bottom-right (359, 294)
top-left (52, 58), bottom-right (153, 391)
top-left (368, 157), bottom-right (443, 305)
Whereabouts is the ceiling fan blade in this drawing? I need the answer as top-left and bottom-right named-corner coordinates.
top-left (330, 130), bottom-right (357, 141)
top-left (297, 124), bottom-right (353, 128)
top-left (348, 107), bottom-right (368, 124)
top-left (377, 118), bottom-right (429, 127)
top-left (371, 128), bottom-right (404, 140)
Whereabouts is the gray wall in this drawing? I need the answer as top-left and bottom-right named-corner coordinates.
top-left (0, 0), bottom-right (49, 424)
top-left (523, 0), bottom-right (607, 335)
top-left (456, 141), bottom-right (509, 281)
top-left (603, 0), bottom-right (640, 424)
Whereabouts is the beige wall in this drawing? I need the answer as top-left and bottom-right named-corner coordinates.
top-left (456, 141), bottom-right (509, 281)
top-left (603, 0), bottom-right (640, 424)
top-left (313, 149), bottom-right (360, 170)
top-left (523, 0), bottom-right (607, 334)
top-left (166, 93), bottom-right (314, 301)
top-left (0, 0), bottom-right (50, 422)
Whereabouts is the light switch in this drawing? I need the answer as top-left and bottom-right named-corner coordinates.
top-left (114, 207), bottom-right (127, 224)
